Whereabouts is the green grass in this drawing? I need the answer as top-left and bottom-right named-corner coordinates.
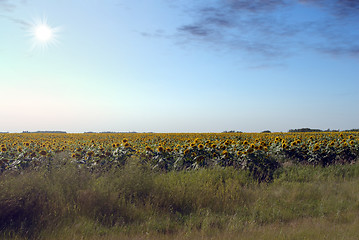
top-left (1, 154), bottom-right (359, 239)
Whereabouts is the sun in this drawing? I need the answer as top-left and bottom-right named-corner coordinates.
top-left (35, 24), bottom-right (53, 42)
top-left (29, 17), bottom-right (60, 51)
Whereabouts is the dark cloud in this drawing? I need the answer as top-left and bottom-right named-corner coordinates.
top-left (320, 45), bottom-right (359, 57)
top-left (303, 0), bottom-right (359, 17)
top-left (226, 0), bottom-right (288, 12)
top-left (178, 25), bottom-right (210, 36)
top-left (175, 0), bottom-right (359, 60)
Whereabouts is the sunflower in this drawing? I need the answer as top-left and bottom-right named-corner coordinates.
top-left (198, 144), bottom-right (204, 150)
top-left (122, 138), bottom-right (128, 144)
top-left (313, 144), bottom-right (320, 151)
top-left (145, 146), bottom-right (152, 151)
top-left (39, 150), bottom-right (47, 156)
top-left (157, 146), bottom-right (164, 152)
top-left (1, 147), bottom-right (7, 152)
top-left (87, 151), bottom-right (94, 157)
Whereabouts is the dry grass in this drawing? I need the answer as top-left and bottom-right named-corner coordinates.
top-left (2, 155), bottom-right (359, 239)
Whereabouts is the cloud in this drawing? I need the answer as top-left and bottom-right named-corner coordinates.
top-left (0, 0), bottom-right (29, 30)
top-left (0, 14), bottom-right (30, 29)
top-left (0, 0), bottom-right (31, 29)
top-left (301, 0), bottom-right (359, 17)
top-left (178, 25), bottom-right (210, 36)
top-left (175, 0), bottom-right (359, 60)
top-left (0, 0), bottom-right (16, 12)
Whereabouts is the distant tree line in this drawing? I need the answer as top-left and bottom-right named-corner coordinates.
top-left (84, 131), bottom-right (138, 133)
top-left (22, 131), bottom-right (67, 133)
top-left (289, 128), bottom-right (323, 132)
top-left (343, 129), bottom-right (359, 132)
top-left (222, 130), bottom-right (243, 133)
top-left (287, 128), bottom-right (359, 133)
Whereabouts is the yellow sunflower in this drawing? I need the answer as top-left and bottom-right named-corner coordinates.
top-left (39, 150), bottom-right (47, 156)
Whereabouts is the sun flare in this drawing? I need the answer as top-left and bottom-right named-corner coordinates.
top-left (29, 17), bottom-right (60, 51)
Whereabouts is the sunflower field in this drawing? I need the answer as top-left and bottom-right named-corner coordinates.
top-left (1, 132), bottom-right (358, 182)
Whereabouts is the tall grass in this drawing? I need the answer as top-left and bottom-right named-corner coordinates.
top-left (1, 153), bottom-right (359, 239)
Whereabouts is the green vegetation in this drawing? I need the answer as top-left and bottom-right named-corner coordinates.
top-left (1, 153), bottom-right (359, 239)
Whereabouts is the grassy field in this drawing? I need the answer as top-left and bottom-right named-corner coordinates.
top-left (1, 152), bottom-right (359, 239)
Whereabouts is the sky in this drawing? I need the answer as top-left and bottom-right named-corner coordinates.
top-left (0, 0), bottom-right (358, 133)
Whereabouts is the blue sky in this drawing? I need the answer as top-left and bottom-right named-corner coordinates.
top-left (1, 0), bottom-right (358, 133)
